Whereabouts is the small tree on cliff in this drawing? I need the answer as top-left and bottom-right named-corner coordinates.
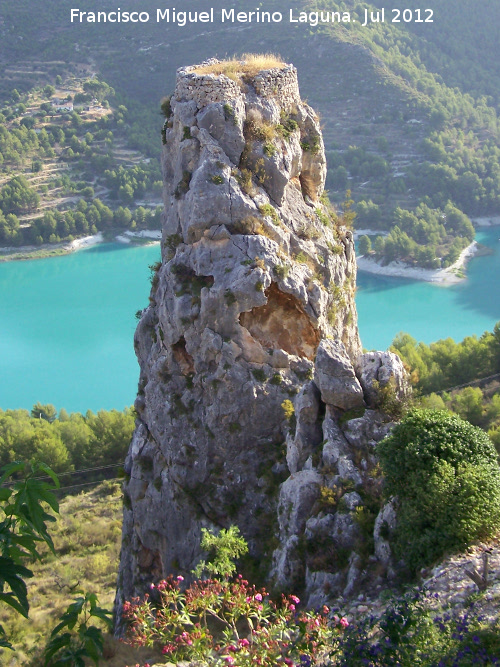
top-left (193, 525), bottom-right (248, 579)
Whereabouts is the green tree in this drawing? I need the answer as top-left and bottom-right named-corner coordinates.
top-left (20, 117), bottom-right (36, 130)
top-left (358, 235), bottom-right (372, 255)
top-left (486, 394), bottom-right (500, 425)
top-left (28, 424), bottom-right (70, 473)
top-left (83, 409), bottom-right (135, 467)
top-left (82, 80), bottom-right (113, 103)
top-left (377, 409), bottom-right (500, 572)
top-left (31, 403), bottom-right (57, 423)
top-left (81, 186), bottom-right (94, 200)
top-left (113, 206), bottom-right (132, 228)
top-left (118, 184), bottom-right (134, 204)
top-left (0, 176), bottom-right (39, 215)
top-left (54, 416), bottom-right (92, 469)
top-left (356, 200), bottom-right (382, 227)
top-left (449, 387), bottom-right (484, 426)
top-left (374, 235), bottom-right (385, 255)
top-left (419, 393), bottom-right (447, 411)
top-left (341, 190), bottom-right (356, 227)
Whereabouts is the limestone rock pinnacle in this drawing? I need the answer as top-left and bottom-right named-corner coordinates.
top-left (115, 59), bottom-right (407, 624)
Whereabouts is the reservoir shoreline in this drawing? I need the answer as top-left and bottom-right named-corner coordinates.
top-left (354, 216), bottom-right (499, 285)
top-left (0, 230), bottom-right (161, 262)
top-left (356, 241), bottom-right (481, 285)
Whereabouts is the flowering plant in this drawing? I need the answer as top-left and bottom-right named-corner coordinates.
top-left (123, 575), bottom-right (348, 666)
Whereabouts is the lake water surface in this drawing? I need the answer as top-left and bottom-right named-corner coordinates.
top-left (0, 243), bottom-right (159, 413)
top-left (356, 227), bottom-right (500, 350)
top-left (1, 227), bottom-right (499, 413)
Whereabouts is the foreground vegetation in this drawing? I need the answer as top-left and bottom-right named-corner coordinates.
top-left (1, 397), bottom-right (499, 664)
top-left (124, 521), bottom-right (500, 667)
top-left (2, 480), bottom-right (498, 666)
top-left (378, 409), bottom-right (500, 572)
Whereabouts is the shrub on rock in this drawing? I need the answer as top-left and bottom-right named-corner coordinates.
top-left (377, 408), bottom-right (500, 571)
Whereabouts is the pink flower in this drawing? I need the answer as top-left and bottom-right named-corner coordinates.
top-left (149, 583), bottom-right (155, 589)
top-left (162, 644), bottom-right (175, 654)
top-left (340, 617), bottom-right (349, 628)
top-left (323, 605), bottom-right (329, 614)
top-left (177, 575), bottom-right (184, 581)
top-left (225, 657), bottom-right (235, 665)
top-left (239, 638), bottom-right (250, 647)
top-left (289, 604), bottom-right (295, 611)
top-left (290, 595), bottom-right (300, 604)
top-left (255, 593), bottom-right (263, 601)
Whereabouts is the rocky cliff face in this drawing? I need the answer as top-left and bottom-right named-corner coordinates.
top-left (115, 60), bottom-right (408, 622)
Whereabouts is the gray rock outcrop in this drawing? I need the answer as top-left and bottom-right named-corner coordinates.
top-left (270, 347), bottom-right (407, 603)
top-left (115, 59), bottom-right (409, 625)
top-left (315, 340), bottom-right (365, 409)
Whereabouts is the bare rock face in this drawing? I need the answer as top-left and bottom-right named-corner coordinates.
top-left (315, 340), bottom-right (365, 410)
top-left (115, 60), bottom-right (406, 623)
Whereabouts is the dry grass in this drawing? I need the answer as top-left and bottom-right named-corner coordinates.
top-left (230, 215), bottom-right (265, 235)
top-left (194, 53), bottom-right (286, 79)
top-left (244, 109), bottom-right (277, 142)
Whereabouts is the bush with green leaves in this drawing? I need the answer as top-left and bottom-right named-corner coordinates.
top-left (42, 592), bottom-right (112, 667)
top-left (377, 409), bottom-right (500, 572)
top-left (193, 525), bottom-right (248, 579)
top-left (0, 461), bottom-right (60, 649)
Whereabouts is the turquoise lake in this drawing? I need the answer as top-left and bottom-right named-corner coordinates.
top-left (356, 227), bottom-right (500, 351)
top-left (0, 227), bottom-right (499, 413)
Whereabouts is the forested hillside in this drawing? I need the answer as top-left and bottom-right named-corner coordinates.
top-left (1, 0), bottom-right (499, 264)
